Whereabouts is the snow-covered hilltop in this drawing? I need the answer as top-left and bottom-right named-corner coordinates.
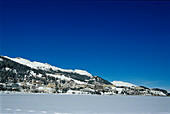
top-left (74, 69), bottom-right (92, 77)
top-left (3, 56), bottom-right (92, 77)
top-left (111, 81), bottom-right (137, 88)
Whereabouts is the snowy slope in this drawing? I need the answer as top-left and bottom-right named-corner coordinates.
top-left (0, 58), bottom-right (3, 61)
top-left (3, 56), bottom-right (92, 77)
top-left (111, 81), bottom-right (137, 87)
top-left (47, 74), bottom-right (86, 84)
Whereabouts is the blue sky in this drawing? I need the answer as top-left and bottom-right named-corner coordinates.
top-left (0, 0), bottom-right (170, 90)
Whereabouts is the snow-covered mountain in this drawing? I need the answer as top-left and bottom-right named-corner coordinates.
top-left (0, 55), bottom-right (111, 85)
top-left (3, 56), bottom-right (92, 77)
top-left (111, 81), bottom-right (137, 88)
top-left (0, 55), bottom-right (169, 96)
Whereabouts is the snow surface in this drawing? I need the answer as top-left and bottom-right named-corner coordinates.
top-left (0, 93), bottom-right (170, 114)
top-left (0, 58), bottom-right (3, 61)
top-left (74, 69), bottom-right (92, 77)
top-left (4, 56), bottom-right (92, 77)
top-left (5, 67), bottom-right (11, 71)
top-left (111, 81), bottom-right (137, 87)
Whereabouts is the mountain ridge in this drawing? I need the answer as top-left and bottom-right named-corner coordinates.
top-left (0, 55), bottom-right (112, 85)
top-left (0, 55), bottom-right (169, 96)
top-left (3, 56), bottom-right (93, 77)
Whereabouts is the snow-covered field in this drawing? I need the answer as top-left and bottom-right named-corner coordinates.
top-left (0, 94), bottom-right (170, 114)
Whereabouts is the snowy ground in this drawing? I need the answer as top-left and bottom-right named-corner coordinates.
top-left (0, 93), bottom-right (170, 114)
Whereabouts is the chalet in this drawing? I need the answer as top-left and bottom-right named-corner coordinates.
top-left (77, 84), bottom-right (86, 88)
top-left (135, 86), bottom-right (145, 91)
top-left (47, 83), bottom-right (56, 88)
top-left (37, 86), bottom-right (56, 93)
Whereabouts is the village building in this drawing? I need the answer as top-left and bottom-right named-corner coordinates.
top-left (37, 86), bottom-right (56, 93)
top-left (80, 87), bottom-right (95, 94)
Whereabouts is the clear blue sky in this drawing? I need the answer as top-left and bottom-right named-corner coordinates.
top-left (0, 0), bottom-right (170, 90)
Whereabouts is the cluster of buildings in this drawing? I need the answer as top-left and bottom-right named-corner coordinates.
top-left (0, 78), bottom-right (169, 96)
